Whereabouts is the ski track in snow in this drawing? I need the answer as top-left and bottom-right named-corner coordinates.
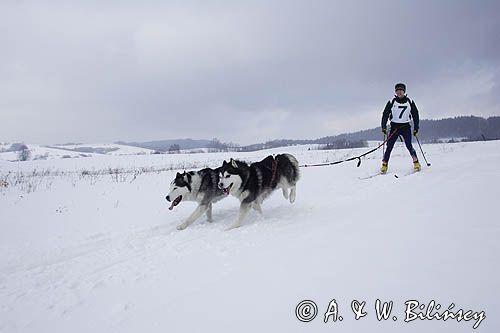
top-left (0, 141), bottom-right (499, 332)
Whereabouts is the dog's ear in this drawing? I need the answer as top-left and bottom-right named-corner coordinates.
top-left (176, 172), bottom-right (181, 177)
top-left (231, 158), bottom-right (238, 168)
top-left (222, 160), bottom-right (227, 166)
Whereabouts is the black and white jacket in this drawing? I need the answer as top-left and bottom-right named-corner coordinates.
top-left (381, 95), bottom-right (420, 130)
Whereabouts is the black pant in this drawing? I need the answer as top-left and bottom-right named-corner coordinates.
top-left (383, 125), bottom-right (417, 162)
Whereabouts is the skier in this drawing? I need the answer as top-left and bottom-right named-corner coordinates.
top-left (380, 83), bottom-right (421, 174)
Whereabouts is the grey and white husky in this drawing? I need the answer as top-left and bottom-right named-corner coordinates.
top-left (166, 167), bottom-right (227, 230)
top-left (218, 154), bottom-right (300, 230)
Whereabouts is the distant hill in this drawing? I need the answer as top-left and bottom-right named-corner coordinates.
top-left (116, 138), bottom-right (212, 152)
top-left (114, 116), bottom-right (500, 153)
top-left (239, 116), bottom-right (500, 151)
top-left (314, 116), bottom-right (500, 143)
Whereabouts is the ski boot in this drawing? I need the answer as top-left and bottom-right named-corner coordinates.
top-left (380, 161), bottom-right (388, 174)
top-left (413, 160), bottom-right (421, 172)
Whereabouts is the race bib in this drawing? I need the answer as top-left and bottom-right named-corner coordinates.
top-left (391, 100), bottom-right (412, 123)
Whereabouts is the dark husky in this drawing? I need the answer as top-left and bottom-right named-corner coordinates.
top-left (166, 167), bottom-right (227, 230)
top-left (218, 154), bottom-right (300, 230)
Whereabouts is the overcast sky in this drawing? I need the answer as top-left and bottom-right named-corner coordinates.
top-left (1, 0), bottom-right (499, 145)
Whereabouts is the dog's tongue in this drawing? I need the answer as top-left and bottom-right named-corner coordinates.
top-left (168, 196), bottom-right (182, 210)
top-left (222, 184), bottom-right (232, 195)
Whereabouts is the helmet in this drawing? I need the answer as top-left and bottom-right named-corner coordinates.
top-left (395, 83), bottom-right (406, 92)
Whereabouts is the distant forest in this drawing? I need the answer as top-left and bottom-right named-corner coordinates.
top-left (115, 116), bottom-right (500, 152)
top-left (238, 116), bottom-right (500, 151)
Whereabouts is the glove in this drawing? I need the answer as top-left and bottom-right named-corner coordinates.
top-left (413, 128), bottom-right (419, 136)
top-left (382, 128), bottom-right (387, 135)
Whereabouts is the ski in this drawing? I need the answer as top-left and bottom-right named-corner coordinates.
top-left (358, 172), bottom-right (390, 180)
top-left (394, 170), bottom-right (420, 178)
top-left (360, 169), bottom-right (421, 180)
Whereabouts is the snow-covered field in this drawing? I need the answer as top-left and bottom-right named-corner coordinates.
top-left (0, 141), bottom-right (499, 332)
top-left (0, 143), bottom-right (155, 162)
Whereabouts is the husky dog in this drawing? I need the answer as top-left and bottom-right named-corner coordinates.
top-left (166, 167), bottom-right (227, 230)
top-left (218, 154), bottom-right (300, 230)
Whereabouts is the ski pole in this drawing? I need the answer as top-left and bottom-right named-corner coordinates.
top-left (415, 135), bottom-right (431, 166)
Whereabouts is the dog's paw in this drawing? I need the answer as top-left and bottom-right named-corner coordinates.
top-left (289, 188), bottom-right (296, 203)
top-left (225, 224), bottom-right (241, 231)
top-left (176, 223), bottom-right (188, 230)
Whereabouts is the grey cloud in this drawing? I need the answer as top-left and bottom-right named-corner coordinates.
top-left (1, 0), bottom-right (499, 144)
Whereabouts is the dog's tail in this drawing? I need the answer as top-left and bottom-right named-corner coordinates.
top-left (277, 153), bottom-right (300, 186)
